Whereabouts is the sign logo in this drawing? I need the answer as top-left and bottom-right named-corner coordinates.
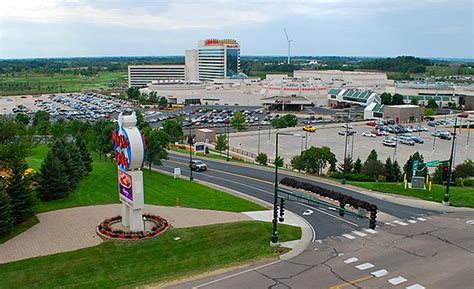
top-left (112, 112), bottom-right (146, 171)
top-left (118, 170), bottom-right (133, 203)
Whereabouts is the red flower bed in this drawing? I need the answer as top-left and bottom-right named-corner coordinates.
top-left (96, 214), bottom-right (169, 241)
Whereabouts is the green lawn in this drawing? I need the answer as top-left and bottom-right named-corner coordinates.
top-left (0, 221), bottom-right (301, 289)
top-left (348, 181), bottom-right (474, 208)
top-left (0, 71), bottom-right (126, 95)
top-left (27, 145), bottom-right (265, 213)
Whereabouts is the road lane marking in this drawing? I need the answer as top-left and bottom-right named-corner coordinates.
top-left (388, 276), bottom-right (407, 285)
top-left (328, 275), bottom-right (374, 289)
top-left (342, 234), bottom-right (356, 240)
top-left (417, 217), bottom-right (426, 221)
top-left (355, 263), bottom-right (375, 270)
top-left (344, 257), bottom-right (358, 264)
top-left (352, 230), bottom-right (367, 237)
top-left (192, 260), bottom-right (281, 288)
top-left (363, 229), bottom-right (378, 234)
top-left (371, 269), bottom-right (388, 277)
top-left (298, 202), bottom-right (360, 227)
top-left (406, 284), bottom-right (425, 289)
top-left (302, 209), bottom-right (314, 216)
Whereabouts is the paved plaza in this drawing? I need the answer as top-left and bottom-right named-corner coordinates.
top-left (229, 122), bottom-right (473, 168)
top-left (0, 204), bottom-right (252, 264)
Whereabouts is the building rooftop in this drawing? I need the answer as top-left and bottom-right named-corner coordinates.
top-left (386, 104), bottom-right (420, 108)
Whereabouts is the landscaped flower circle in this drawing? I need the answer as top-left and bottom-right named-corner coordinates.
top-left (97, 214), bottom-right (169, 241)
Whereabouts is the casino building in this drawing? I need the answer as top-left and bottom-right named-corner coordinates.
top-left (128, 39), bottom-right (241, 87)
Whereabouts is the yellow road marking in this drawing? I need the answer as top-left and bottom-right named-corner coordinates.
top-left (328, 275), bottom-right (374, 289)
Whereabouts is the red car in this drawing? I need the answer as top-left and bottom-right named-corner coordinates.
top-left (371, 129), bottom-right (382, 136)
top-left (367, 121), bottom-right (377, 126)
top-left (458, 112), bottom-right (469, 118)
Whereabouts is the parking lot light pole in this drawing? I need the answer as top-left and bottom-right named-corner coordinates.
top-left (225, 121), bottom-right (230, 161)
top-left (188, 128), bottom-right (194, 181)
top-left (467, 120), bottom-right (471, 148)
top-left (443, 118), bottom-right (458, 206)
top-left (342, 112), bottom-right (350, 184)
top-left (257, 126), bottom-right (261, 155)
top-left (432, 126), bottom-right (437, 154)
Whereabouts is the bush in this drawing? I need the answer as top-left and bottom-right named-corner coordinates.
top-left (255, 153), bottom-right (268, 166)
top-left (330, 172), bottom-right (375, 182)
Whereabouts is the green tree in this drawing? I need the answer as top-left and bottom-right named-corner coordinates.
top-left (289, 146), bottom-right (337, 175)
top-left (392, 94), bottom-right (405, 105)
top-left (159, 96), bottom-right (168, 109)
top-left (49, 119), bottom-right (67, 139)
top-left (75, 136), bottom-right (93, 175)
top-left (424, 108), bottom-right (436, 116)
top-left (0, 183), bottom-right (14, 236)
top-left (380, 93), bottom-right (392, 105)
top-left (231, 112), bottom-right (248, 131)
top-left (144, 129), bottom-right (169, 172)
top-left (427, 99), bottom-right (439, 109)
top-left (362, 150), bottom-right (384, 180)
top-left (134, 110), bottom-right (148, 130)
top-left (384, 157), bottom-right (401, 182)
top-left (353, 157), bottom-right (362, 174)
top-left (215, 134), bottom-right (228, 155)
top-left (272, 114), bottom-right (298, 129)
top-left (255, 153), bottom-right (268, 166)
top-left (410, 96), bottom-right (419, 105)
top-left (65, 142), bottom-right (85, 187)
top-left (92, 120), bottom-right (115, 160)
top-left (273, 156), bottom-right (284, 168)
top-left (432, 164), bottom-right (446, 184)
top-left (15, 113), bottom-right (29, 125)
top-left (339, 156), bottom-right (354, 174)
top-left (126, 87), bottom-right (140, 100)
top-left (6, 159), bottom-right (35, 224)
top-left (38, 150), bottom-right (70, 200)
top-left (163, 119), bottom-right (183, 143)
top-left (453, 159), bottom-right (474, 180)
top-left (0, 117), bottom-right (32, 169)
top-left (32, 111), bottom-right (50, 126)
top-left (392, 160), bottom-right (402, 182)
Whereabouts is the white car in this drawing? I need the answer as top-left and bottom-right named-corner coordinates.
top-left (342, 124), bottom-right (353, 129)
top-left (362, 132), bottom-right (376, 137)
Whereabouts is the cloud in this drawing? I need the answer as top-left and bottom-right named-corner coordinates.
top-left (3, 0), bottom-right (455, 31)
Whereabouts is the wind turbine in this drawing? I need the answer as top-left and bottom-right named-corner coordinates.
top-left (284, 28), bottom-right (292, 65)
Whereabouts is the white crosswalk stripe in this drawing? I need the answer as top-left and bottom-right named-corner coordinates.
top-left (364, 228), bottom-right (378, 234)
top-left (352, 230), bottom-right (367, 237)
top-left (344, 257), bottom-right (358, 264)
top-left (342, 234), bottom-right (356, 240)
top-left (406, 284), bottom-right (425, 289)
top-left (408, 220), bottom-right (417, 224)
top-left (393, 220), bottom-right (408, 226)
top-left (388, 276), bottom-right (407, 285)
top-left (371, 269), bottom-right (388, 277)
top-left (355, 262), bottom-right (375, 270)
top-left (417, 217), bottom-right (426, 221)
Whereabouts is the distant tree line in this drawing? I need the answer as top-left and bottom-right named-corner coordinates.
top-left (359, 56), bottom-right (432, 73)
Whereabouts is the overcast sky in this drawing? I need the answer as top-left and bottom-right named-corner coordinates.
top-left (0, 0), bottom-right (473, 59)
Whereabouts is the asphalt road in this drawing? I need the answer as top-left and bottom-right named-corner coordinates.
top-left (158, 152), bottom-right (438, 241)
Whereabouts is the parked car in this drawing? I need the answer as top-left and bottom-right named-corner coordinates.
top-left (362, 132), bottom-right (376, 137)
top-left (410, 136), bottom-right (424, 143)
top-left (342, 124), bottom-right (353, 129)
top-left (303, 125), bottom-right (316, 132)
top-left (338, 130), bottom-right (356, 136)
top-left (399, 138), bottom-right (415, 146)
top-left (190, 160), bottom-right (207, 171)
top-left (428, 120), bottom-right (439, 127)
top-left (382, 139), bottom-right (397, 147)
top-left (458, 112), bottom-right (469, 118)
top-left (366, 121), bottom-right (377, 126)
top-left (439, 133), bottom-right (452, 140)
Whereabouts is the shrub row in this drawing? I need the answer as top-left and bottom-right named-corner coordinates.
top-left (280, 177), bottom-right (377, 211)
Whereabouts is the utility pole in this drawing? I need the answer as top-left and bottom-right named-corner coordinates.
top-left (443, 118), bottom-right (457, 206)
top-left (467, 120), bottom-right (471, 148)
top-left (305, 130), bottom-right (308, 149)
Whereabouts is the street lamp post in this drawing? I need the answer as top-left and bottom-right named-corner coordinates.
top-left (432, 126), bottom-right (437, 154)
top-left (342, 112), bottom-right (350, 184)
top-left (467, 120), bottom-right (471, 148)
top-left (443, 118), bottom-right (458, 206)
top-left (305, 130), bottom-right (308, 149)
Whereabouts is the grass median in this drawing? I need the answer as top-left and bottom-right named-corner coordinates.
top-left (27, 145), bottom-right (265, 213)
top-left (347, 181), bottom-right (474, 208)
top-left (0, 221), bottom-right (301, 288)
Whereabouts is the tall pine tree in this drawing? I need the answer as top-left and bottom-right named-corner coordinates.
top-left (51, 139), bottom-right (73, 190)
top-left (65, 142), bottom-right (85, 188)
top-left (38, 150), bottom-right (70, 200)
top-left (353, 158), bottom-right (362, 174)
top-left (6, 159), bottom-right (35, 224)
top-left (0, 183), bottom-right (14, 236)
top-left (75, 136), bottom-right (93, 175)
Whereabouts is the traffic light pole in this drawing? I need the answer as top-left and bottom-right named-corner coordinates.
top-left (443, 118), bottom-right (457, 206)
top-left (188, 128), bottom-right (194, 181)
top-left (271, 132), bottom-right (279, 246)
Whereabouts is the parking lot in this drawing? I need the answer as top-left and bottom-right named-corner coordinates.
top-left (229, 121), bottom-right (472, 168)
